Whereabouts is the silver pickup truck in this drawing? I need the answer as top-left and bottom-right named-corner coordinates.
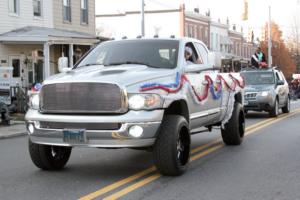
top-left (26, 38), bottom-right (245, 176)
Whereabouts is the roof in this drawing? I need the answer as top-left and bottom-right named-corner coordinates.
top-left (0, 26), bottom-right (99, 45)
top-left (185, 11), bottom-right (210, 22)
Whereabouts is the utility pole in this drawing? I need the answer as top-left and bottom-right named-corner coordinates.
top-left (268, 6), bottom-right (272, 68)
top-left (141, 0), bottom-right (145, 37)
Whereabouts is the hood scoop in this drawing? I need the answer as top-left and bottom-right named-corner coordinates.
top-left (100, 70), bottom-right (127, 75)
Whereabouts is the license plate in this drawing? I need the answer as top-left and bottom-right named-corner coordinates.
top-left (244, 100), bottom-right (249, 105)
top-left (63, 129), bottom-right (86, 143)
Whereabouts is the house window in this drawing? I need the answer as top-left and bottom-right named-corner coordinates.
top-left (81, 0), bottom-right (88, 24)
top-left (63, 0), bottom-right (71, 22)
top-left (9, 0), bottom-right (19, 15)
top-left (185, 24), bottom-right (188, 37)
top-left (33, 0), bottom-right (42, 17)
top-left (194, 25), bottom-right (198, 39)
top-left (189, 25), bottom-right (192, 37)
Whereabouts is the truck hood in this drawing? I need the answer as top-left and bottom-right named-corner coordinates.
top-left (43, 65), bottom-right (175, 87)
top-left (244, 84), bottom-right (275, 92)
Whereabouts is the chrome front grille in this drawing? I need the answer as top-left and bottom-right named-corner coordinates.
top-left (245, 92), bottom-right (257, 99)
top-left (40, 82), bottom-right (127, 114)
top-left (0, 89), bottom-right (10, 96)
top-left (39, 121), bottom-right (121, 130)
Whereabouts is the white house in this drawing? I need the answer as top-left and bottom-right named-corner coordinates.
top-left (0, 0), bottom-right (98, 88)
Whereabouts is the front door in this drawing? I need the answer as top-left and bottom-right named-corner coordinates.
top-left (184, 42), bottom-right (222, 129)
top-left (9, 56), bottom-right (22, 87)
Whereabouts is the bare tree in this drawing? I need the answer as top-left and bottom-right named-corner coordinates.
top-left (287, 13), bottom-right (300, 72)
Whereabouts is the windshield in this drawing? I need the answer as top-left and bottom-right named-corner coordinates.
top-left (77, 40), bottom-right (179, 69)
top-left (242, 72), bottom-right (275, 85)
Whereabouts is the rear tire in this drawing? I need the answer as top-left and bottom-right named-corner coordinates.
top-left (221, 102), bottom-right (245, 145)
top-left (282, 97), bottom-right (290, 113)
top-left (153, 115), bottom-right (190, 176)
top-left (28, 139), bottom-right (72, 170)
top-left (269, 99), bottom-right (279, 117)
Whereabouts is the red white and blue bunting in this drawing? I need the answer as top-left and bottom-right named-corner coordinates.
top-left (140, 72), bottom-right (244, 102)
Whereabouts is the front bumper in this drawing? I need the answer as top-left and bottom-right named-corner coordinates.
top-left (244, 95), bottom-right (275, 111)
top-left (25, 109), bottom-right (163, 148)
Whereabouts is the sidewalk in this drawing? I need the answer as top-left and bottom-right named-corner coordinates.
top-left (0, 121), bottom-right (27, 139)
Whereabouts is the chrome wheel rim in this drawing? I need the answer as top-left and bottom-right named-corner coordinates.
top-left (176, 128), bottom-right (190, 166)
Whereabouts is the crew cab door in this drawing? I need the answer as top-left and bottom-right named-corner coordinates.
top-left (183, 42), bottom-right (222, 129)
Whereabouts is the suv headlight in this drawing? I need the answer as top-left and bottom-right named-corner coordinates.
top-left (29, 94), bottom-right (40, 110)
top-left (260, 91), bottom-right (269, 97)
top-left (128, 94), bottom-right (163, 110)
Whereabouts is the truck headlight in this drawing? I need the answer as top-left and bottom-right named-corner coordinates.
top-left (128, 94), bottom-right (163, 110)
top-left (261, 91), bottom-right (269, 97)
top-left (29, 94), bottom-right (40, 110)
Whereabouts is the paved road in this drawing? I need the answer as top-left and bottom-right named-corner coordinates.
top-left (0, 100), bottom-right (300, 200)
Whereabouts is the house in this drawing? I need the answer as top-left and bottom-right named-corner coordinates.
top-left (0, 0), bottom-right (98, 88)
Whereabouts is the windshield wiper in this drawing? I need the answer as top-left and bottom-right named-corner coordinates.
top-left (104, 61), bottom-right (159, 68)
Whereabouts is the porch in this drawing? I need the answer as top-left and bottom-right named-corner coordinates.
top-left (0, 26), bottom-right (100, 88)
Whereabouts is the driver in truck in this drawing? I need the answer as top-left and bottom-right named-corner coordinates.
top-left (184, 46), bottom-right (194, 65)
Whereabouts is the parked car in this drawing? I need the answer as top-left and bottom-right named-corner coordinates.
top-left (241, 68), bottom-right (290, 117)
top-left (26, 37), bottom-right (245, 176)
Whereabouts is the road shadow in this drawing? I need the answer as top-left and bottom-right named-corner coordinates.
top-left (245, 111), bottom-right (271, 119)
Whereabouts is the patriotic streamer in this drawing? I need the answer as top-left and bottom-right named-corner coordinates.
top-left (140, 72), bottom-right (244, 102)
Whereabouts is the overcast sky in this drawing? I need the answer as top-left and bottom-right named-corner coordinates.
top-left (96, 0), bottom-right (300, 39)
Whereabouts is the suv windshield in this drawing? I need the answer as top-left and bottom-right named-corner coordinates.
top-left (242, 72), bottom-right (275, 85)
top-left (77, 40), bottom-right (179, 69)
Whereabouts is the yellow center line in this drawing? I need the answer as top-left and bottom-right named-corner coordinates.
top-left (103, 145), bottom-right (224, 200)
top-left (103, 174), bottom-right (161, 200)
top-left (190, 144), bottom-right (224, 161)
top-left (79, 108), bottom-right (300, 200)
top-left (78, 167), bottom-right (156, 200)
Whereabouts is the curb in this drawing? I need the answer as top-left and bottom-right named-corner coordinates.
top-left (0, 132), bottom-right (27, 139)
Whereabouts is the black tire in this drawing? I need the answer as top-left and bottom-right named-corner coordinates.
top-left (28, 139), bottom-right (72, 170)
top-left (269, 98), bottom-right (279, 117)
top-left (221, 102), bottom-right (245, 145)
top-left (153, 115), bottom-right (190, 176)
top-left (282, 97), bottom-right (290, 113)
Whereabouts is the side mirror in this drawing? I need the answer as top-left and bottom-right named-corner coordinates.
top-left (277, 80), bottom-right (284, 85)
top-left (58, 57), bottom-right (71, 73)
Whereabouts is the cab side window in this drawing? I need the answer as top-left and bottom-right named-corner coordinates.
top-left (276, 72), bottom-right (284, 81)
top-left (194, 43), bottom-right (208, 65)
top-left (279, 72), bottom-right (286, 81)
top-left (275, 72), bottom-right (280, 81)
